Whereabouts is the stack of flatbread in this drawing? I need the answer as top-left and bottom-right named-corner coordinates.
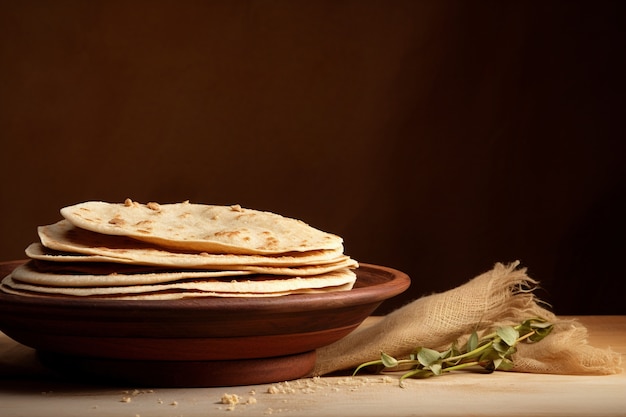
top-left (0, 199), bottom-right (358, 300)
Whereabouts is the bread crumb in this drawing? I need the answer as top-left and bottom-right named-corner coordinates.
top-left (147, 202), bottom-right (161, 211)
top-left (120, 396), bottom-right (131, 403)
top-left (219, 392), bottom-right (258, 411)
top-left (221, 393), bottom-right (240, 405)
top-left (262, 375), bottom-right (395, 398)
top-left (230, 204), bottom-right (243, 212)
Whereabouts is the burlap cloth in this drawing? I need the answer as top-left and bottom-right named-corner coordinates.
top-left (314, 261), bottom-right (622, 376)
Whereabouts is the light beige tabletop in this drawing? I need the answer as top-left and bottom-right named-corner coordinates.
top-left (1, 316), bottom-right (625, 417)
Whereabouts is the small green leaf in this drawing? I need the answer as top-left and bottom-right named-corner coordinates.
top-left (450, 342), bottom-right (462, 358)
top-left (467, 331), bottom-right (479, 352)
top-left (492, 340), bottom-right (517, 358)
top-left (494, 357), bottom-right (514, 371)
top-left (429, 363), bottom-right (443, 375)
top-left (496, 326), bottom-right (519, 346)
top-left (440, 342), bottom-right (454, 359)
top-left (380, 351), bottom-right (399, 368)
top-left (529, 325), bottom-right (553, 342)
top-left (530, 320), bottom-right (552, 329)
top-left (479, 347), bottom-right (500, 363)
top-left (417, 347), bottom-right (441, 367)
top-left (492, 340), bottom-right (508, 354)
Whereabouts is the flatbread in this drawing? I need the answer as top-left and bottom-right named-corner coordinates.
top-left (0, 282), bottom-right (355, 299)
top-left (26, 242), bottom-right (358, 276)
top-left (26, 242), bottom-right (357, 276)
top-left (2, 266), bottom-right (356, 297)
top-left (60, 200), bottom-right (344, 255)
top-left (36, 220), bottom-right (347, 268)
top-left (0, 200), bottom-right (359, 300)
top-left (11, 261), bottom-right (252, 287)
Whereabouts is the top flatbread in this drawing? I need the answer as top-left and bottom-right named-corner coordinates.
top-left (60, 200), bottom-right (344, 255)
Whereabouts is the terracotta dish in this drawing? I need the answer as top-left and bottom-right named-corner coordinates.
top-left (0, 260), bottom-right (409, 387)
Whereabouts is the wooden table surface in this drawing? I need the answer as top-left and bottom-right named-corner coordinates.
top-left (1, 316), bottom-right (624, 417)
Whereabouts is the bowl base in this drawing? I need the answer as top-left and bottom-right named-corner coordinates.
top-left (37, 349), bottom-right (317, 387)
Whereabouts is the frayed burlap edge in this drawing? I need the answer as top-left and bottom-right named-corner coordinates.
top-left (514, 318), bottom-right (622, 374)
top-left (313, 261), bottom-right (622, 376)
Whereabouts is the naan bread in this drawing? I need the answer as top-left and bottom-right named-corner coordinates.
top-left (61, 200), bottom-right (344, 255)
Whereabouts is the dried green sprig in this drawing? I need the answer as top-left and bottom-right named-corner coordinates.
top-left (353, 317), bottom-right (553, 387)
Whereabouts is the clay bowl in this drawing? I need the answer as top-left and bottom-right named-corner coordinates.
top-left (0, 260), bottom-right (410, 387)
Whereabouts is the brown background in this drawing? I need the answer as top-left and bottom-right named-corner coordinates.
top-left (0, 1), bottom-right (624, 314)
